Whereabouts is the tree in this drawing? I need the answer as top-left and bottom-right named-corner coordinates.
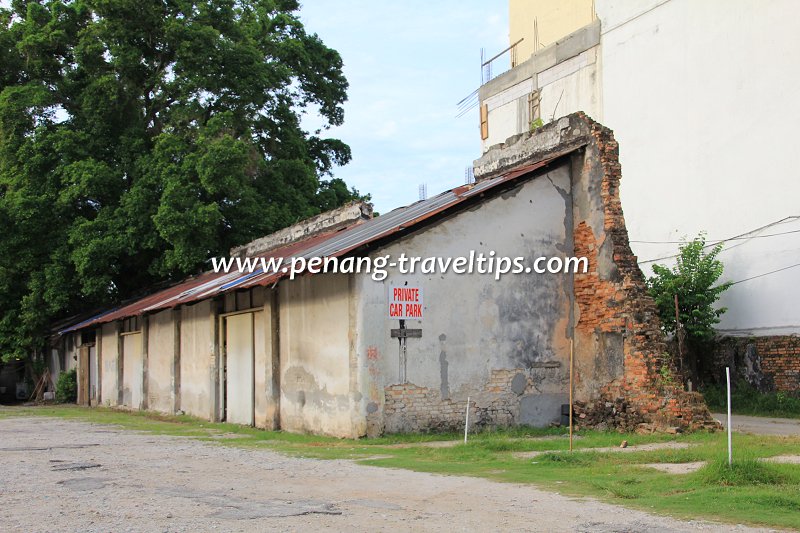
top-left (0, 0), bottom-right (365, 362)
top-left (646, 234), bottom-right (732, 381)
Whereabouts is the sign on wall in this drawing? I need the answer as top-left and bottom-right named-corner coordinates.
top-left (388, 285), bottom-right (423, 320)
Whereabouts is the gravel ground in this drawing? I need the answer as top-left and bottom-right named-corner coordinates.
top-left (0, 417), bottom-right (775, 532)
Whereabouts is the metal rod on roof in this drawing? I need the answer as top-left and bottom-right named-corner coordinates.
top-left (481, 37), bottom-right (524, 67)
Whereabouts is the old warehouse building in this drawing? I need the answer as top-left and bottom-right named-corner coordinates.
top-left (56, 114), bottom-right (715, 437)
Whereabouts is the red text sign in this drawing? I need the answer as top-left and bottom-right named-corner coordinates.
top-left (388, 285), bottom-right (423, 319)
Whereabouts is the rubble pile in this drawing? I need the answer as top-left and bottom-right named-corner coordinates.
top-left (571, 398), bottom-right (646, 432)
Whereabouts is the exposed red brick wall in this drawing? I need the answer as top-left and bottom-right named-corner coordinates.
top-left (574, 114), bottom-right (719, 431)
top-left (714, 335), bottom-right (800, 393)
top-left (383, 370), bottom-right (546, 433)
top-left (573, 221), bottom-right (625, 332)
top-left (760, 337), bottom-right (800, 391)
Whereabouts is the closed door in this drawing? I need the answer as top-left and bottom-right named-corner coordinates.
top-left (226, 313), bottom-right (254, 425)
top-left (122, 333), bottom-right (143, 409)
top-left (89, 345), bottom-right (98, 403)
top-left (78, 346), bottom-right (90, 405)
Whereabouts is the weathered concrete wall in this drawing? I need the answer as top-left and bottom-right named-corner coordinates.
top-left (146, 309), bottom-right (175, 414)
top-left (279, 274), bottom-right (360, 438)
top-left (473, 113), bottom-right (717, 431)
top-left (121, 332), bottom-right (143, 409)
top-left (99, 323), bottom-right (118, 405)
top-left (253, 293), bottom-right (280, 429)
top-left (253, 308), bottom-right (269, 428)
top-left (179, 300), bottom-right (216, 420)
top-left (355, 163), bottom-right (574, 434)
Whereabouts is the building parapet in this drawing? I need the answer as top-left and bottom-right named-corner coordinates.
top-left (230, 201), bottom-right (373, 258)
top-left (479, 20), bottom-right (600, 102)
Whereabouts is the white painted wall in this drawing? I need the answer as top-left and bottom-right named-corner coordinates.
top-left (483, 0), bottom-right (800, 335)
top-left (597, 0), bottom-right (800, 335)
top-left (480, 23), bottom-right (602, 151)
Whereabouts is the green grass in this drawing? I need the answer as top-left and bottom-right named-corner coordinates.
top-left (3, 405), bottom-right (800, 529)
top-left (702, 380), bottom-right (800, 419)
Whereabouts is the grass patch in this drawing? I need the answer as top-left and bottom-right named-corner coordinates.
top-left (701, 380), bottom-right (800, 419)
top-left (537, 451), bottom-right (600, 465)
top-left (4, 405), bottom-right (800, 529)
top-left (697, 455), bottom-right (786, 486)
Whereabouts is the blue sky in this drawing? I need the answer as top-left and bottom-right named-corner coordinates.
top-left (298, 2), bottom-right (509, 214)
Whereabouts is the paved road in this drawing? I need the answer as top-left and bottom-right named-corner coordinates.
top-left (711, 413), bottom-right (800, 436)
top-left (0, 416), bottom-right (774, 533)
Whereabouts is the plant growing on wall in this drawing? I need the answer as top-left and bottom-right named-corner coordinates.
top-left (646, 234), bottom-right (732, 381)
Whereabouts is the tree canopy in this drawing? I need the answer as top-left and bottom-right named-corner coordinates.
top-left (0, 0), bottom-right (363, 361)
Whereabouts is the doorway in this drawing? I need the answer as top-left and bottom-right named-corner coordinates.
top-left (225, 312), bottom-right (255, 425)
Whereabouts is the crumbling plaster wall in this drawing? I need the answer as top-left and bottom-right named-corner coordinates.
top-left (121, 332), bottom-right (143, 409)
top-left (146, 309), bottom-right (175, 414)
top-left (99, 323), bottom-right (118, 406)
top-left (252, 294), bottom-right (277, 430)
top-left (474, 113), bottom-right (717, 431)
top-left (355, 163), bottom-right (575, 435)
top-left (278, 274), bottom-right (362, 438)
top-left (179, 300), bottom-right (216, 420)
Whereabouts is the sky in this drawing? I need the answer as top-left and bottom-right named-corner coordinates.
top-left (298, 2), bottom-right (510, 214)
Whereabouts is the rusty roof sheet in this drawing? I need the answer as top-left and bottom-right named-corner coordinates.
top-left (60, 156), bottom-right (562, 333)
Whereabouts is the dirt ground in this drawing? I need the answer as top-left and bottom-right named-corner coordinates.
top-left (711, 413), bottom-right (800, 437)
top-left (0, 417), bottom-right (775, 533)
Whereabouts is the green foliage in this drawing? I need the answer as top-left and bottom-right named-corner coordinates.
top-left (657, 362), bottom-right (676, 388)
top-left (701, 380), bottom-right (800, 418)
top-left (0, 0), bottom-right (366, 361)
top-left (55, 368), bottom-right (77, 403)
top-left (529, 117), bottom-right (544, 131)
top-left (647, 234), bottom-right (732, 343)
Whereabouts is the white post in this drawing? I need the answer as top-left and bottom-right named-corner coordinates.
top-left (726, 367), bottom-right (732, 466)
top-left (464, 396), bottom-right (470, 443)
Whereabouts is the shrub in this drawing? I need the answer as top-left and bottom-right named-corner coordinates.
top-left (701, 380), bottom-right (800, 418)
top-left (55, 369), bottom-right (77, 404)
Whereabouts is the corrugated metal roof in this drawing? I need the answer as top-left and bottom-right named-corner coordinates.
top-left (59, 155), bottom-right (562, 334)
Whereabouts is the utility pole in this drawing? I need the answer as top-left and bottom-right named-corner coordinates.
top-left (674, 294), bottom-right (684, 374)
